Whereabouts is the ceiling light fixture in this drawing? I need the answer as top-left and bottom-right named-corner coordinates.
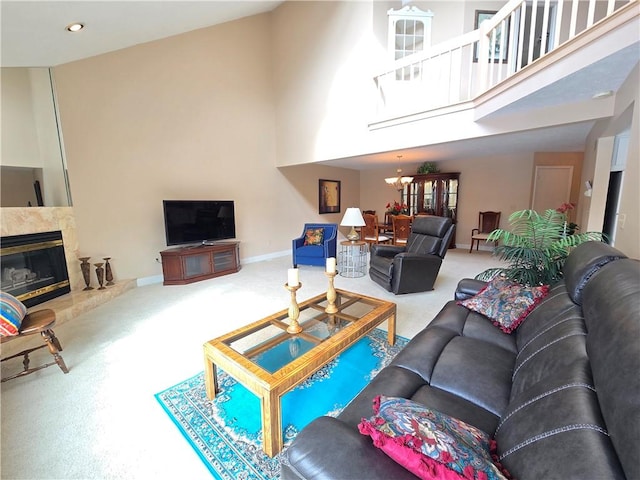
top-left (592, 90), bottom-right (613, 99)
top-left (66, 23), bottom-right (84, 33)
top-left (384, 155), bottom-right (413, 191)
top-left (385, 169), bottom-right (414, 190)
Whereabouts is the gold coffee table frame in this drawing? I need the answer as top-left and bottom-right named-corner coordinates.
top-left (203, 289), bottom-right (396, 457)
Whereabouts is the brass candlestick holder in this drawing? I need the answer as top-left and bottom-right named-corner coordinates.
top-left (325, 271), bottom-right (338, 314)
top-left (285, 282), bottom-right (303, 334)
top-left (79, 257), bottom-right (93, 290)
top-left (104, 257), bottom-right (114, 286)
top-left (94, 262), bottom-right (106, 290)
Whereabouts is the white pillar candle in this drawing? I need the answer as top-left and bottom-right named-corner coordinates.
top-left (288, 268), bottom-right (299, 287)
top-left (326, 257), bottom-right (336, 273)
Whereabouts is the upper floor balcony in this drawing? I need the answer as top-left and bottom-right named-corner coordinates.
top-left (372, 0), bottom-right (639, 129)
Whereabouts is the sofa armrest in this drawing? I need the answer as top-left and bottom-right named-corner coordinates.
top-left (393, 252), bottom-right (442, 267)
top-left (371, 243), bottom-right (405, 258)
top-left (281, 416), bottom-right (416, 480)
top-left (454, 278), bottom-right (487, 301)
top-left (390, 253), bottom-right (443, 294)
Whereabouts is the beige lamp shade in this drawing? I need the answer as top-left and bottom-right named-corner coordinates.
top-left (340, 207), bottom-right (366, 242)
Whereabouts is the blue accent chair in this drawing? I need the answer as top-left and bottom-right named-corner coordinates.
top-left (292, 223), bottom-right (338, 268)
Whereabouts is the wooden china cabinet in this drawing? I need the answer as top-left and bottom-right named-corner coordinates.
top-left (401, 172), bottom-right (460, 248)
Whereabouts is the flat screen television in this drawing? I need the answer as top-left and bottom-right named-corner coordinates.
top-left (163, 200), bottom-right (236, 246)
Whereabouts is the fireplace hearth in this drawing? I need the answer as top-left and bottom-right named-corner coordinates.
top-left (0, 231), bottom-right (71, 308)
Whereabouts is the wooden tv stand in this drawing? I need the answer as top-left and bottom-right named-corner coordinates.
top-left (160, 241), bottom-right (240, 285)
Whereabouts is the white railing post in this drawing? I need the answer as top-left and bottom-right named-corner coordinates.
top-left (517, 1), bottom-right (527, 71)
top-left (527, 0), bottom-right (539, 66)
top-left (553, 0), bottom-right (565, 49)
top-left (569, 0), bottom-right (579, 37)
top-left (477, 25), bottom-right (490, 92)
top-left (587, 0), bottom-right (597, 27)
top-left (540, 0), bottom-right (551, 56)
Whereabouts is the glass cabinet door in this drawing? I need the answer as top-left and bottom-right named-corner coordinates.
top-left (422, 180), bottom-right (435, 214)
top-left (444, 179), bottom-right (458, 221)
top-left (401, 172), bottom-right (459, 247)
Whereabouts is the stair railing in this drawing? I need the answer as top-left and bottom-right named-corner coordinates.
top-left (373, 0), bottom-right (636, 122)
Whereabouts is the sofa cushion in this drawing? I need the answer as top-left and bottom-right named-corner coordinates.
top-left (358, 395), bottom-right (508, 480)
top-left (295, 245), bottom-right (324, 257)
top-left (303, 227), bottom-right (324, 245)
top-left (0, 292), bottom-right (27, 337)
top-left (429, 302), bottom-right (518, 354)
top-left (562, 241), bottom-right (626, 305)
top-left (457, 277), bottom-right (549, 333)
top-left (284, 416), bottom-right (418, 480)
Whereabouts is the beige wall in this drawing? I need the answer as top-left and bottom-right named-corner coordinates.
top-left (53, 12), bottom-right (359, 281)
top-left (273, 1), bottom-right (380, 166)
top-left (11, 1), bottom-right (634, 285)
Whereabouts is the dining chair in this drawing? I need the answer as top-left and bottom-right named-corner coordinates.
top-left (469, 211), bottom-right (501, 253)
top-left (391, 214), bottom-right (412, 246)
top-left (362, 213), bottom-right (391, 248)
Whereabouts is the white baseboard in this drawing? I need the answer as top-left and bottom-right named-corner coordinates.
top-left (243, 249), bottom-right (290, 264)
top-left (458, 243), bottom-right (495, 253)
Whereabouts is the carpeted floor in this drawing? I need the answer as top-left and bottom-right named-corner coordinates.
top-left (155, 329), bottom-right (408, 480)
top-left (0, 249), bottom-right (501, 479)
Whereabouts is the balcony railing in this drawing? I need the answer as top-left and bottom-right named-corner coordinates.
top-left (373, 0), bottom-right (636, 122)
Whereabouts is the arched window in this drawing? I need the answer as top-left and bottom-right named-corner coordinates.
top-left (387, 6), bottom-right (434, 61)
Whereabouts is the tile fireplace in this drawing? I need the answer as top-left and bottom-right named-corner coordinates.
top-left (0, 230), bottom-right (71, 308)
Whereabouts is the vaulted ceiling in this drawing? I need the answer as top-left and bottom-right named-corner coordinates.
top-left (2, 1), bottom-right (638, 169)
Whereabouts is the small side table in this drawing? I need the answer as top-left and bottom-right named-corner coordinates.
top-left (338, 240), bottom-right (367, 278)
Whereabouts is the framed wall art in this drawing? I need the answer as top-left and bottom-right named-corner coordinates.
top-left (474, 10), bottom-right (509, 63)
top-left (318, 179), bottom-right (341, 214)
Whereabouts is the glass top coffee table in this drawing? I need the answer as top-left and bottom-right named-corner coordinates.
top-left (203, 288), bottom-right (396, 457)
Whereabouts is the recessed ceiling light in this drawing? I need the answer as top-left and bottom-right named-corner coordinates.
top-left (592, 90), bottom-right (613, 99)
top-left (66, 23), bottom-right (84, 33)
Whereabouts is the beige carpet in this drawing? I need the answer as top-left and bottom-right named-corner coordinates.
top-left (0, 249), bottom-right (502, 479)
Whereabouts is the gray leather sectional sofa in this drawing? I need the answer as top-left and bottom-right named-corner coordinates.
top-left (281, 241), bottom-right (639, 480)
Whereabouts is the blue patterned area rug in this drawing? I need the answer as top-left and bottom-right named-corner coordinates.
top-left (155, 328), bottom-right (408, 480)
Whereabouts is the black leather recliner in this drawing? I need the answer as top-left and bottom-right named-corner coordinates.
top-left (369, 215), bottom-right (455, 294)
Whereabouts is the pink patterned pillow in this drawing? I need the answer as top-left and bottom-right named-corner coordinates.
top-left (457, 276), bottom-right (549, 333)
top-left (358, 396), bottom-right (509, 480)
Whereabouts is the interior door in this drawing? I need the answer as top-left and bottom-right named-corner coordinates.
top-left (531, 166), bottom-right (573, 212)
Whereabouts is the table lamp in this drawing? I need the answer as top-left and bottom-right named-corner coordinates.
top-left (340, 207), bottom-right (366, 242)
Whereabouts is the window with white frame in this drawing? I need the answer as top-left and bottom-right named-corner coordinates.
top-left (388, 5), bottom-right (434, 80)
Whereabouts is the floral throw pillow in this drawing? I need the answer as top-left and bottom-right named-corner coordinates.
top-left (457, 276), bottom-right (549, 333)
top-left (358, 395), bottom-right (509, 480)
top-left (0, 292), bottom-right (27, 337)
top-left (303, 228), bottom-right (324, 246)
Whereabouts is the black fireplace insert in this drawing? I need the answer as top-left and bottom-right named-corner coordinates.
top-left (0, 231), bottom-right (70, 308)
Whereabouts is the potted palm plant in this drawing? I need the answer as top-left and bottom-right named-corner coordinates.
top-left (476, 207), bottom-right (606, 286)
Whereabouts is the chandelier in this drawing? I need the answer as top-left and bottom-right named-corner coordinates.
top-left (385, 169), bottom-right (414, 191)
